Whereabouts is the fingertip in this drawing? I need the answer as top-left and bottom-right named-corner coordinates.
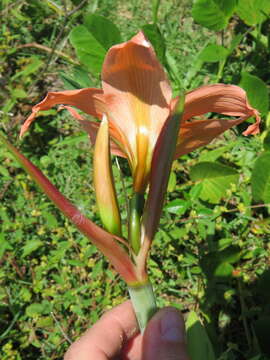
top-left (143, 307), bottom-right (189, 360)
top-left (64, 300), bottom-right (140, 360)
top-left (157, 307), bottom-right (186, 342)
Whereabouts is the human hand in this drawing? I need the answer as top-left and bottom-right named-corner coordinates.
top-left (64, 300), bottom-right (189, 360)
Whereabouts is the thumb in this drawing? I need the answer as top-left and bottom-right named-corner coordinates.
top-left (142, 307), bottom-right (189, 360)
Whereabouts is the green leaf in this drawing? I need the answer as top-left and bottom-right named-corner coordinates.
top-left (69, 25), bottom-right (106, 74)
top-left (165, 199), bottom-right (190, 215)
top-left (201, 246), bottom-right (240, 279)
top-left (22, 239), bottom-right (43, 257)
top-left (59, 73), bottom-right (84, 90)
top-left (167, 171), bottom-right (176, 192)
top-left (36, 316), bottom-right (54, 328)
top-left (186, 311), bottom-right (216, 360)
top-left (236, 0), bottom-right (270, 25)
top-left (240, 72), bottom-right (269, 116)
top-left (83, 14), bottom-right (122, 51)
top-left (141, 24), bottom-right (166, 63)
top-left (12, 56), bottom-right (43, 80)
top-left (54, 134), bottom-right (88, 147)
top-left (190, 162), bottom-right (239, 203)
top-left (12, 88), bottom-right (27, 99)
top-left (214, 262), bottom-right (234, 277)
top-left (26, 303), bottom-right (46, 317)
top-left (0, 233), bottom-right (13, 259)
top-left (192, 0), bottom-right (238, 31)
top-left (42, 211), bottom-right (58, 229)
top-left (251, 152), bottom-right (270, 203)
top-left (198, 44), bottom-right (229, 63)
top-left (199, 142), bottom-right (237, 162)
top-left (72, 66), bottom-right (93, 87)
top-left (0, 164), bottom-right (11, 177)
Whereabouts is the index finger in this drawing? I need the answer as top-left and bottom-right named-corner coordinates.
top-left (64, 300), bottom-right (140, 360)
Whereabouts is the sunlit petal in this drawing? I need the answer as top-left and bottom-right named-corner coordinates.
top-left (101, 31), bottom-right (172, 191)
top-left (182, 84), bottom-right (260, 123)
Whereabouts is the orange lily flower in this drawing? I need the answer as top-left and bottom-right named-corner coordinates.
top-left (20, 31), bottom-right (260, 194)
top-left (5, 31), bottom-right (261, 331)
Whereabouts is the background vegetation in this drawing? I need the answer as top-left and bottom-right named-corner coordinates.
top-left (0, 0), bottom-right (270, 359)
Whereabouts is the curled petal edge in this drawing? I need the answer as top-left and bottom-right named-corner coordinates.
top-left (20, 88), bottom-right (103, 138)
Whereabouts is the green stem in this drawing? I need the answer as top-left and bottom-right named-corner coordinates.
top-left (128, 281), bottom-right (157, 332)
top-left (152, 0), bottom-right (161, 24)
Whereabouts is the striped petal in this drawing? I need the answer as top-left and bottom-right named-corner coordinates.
top-left (101, 31), bottom-right (172, 192)
top-left (182, 84), bottom-right (260, 126)
top-left (175, 117), bottom-right (245, 158)
top-left (20, 88), bottom-right (103, 137)
top-left (173, 84), bottom-right (260, 158)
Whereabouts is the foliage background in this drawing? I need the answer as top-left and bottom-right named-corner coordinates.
top-left (0, 0), bottom-right (270, 359)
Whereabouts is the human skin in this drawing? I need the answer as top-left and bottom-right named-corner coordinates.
top-left (64, 300), bottom-right (189, 360)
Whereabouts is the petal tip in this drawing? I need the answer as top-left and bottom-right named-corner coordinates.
top-left (131, 31), bottom-right (151, 48)
top-left (243, 109), bottom-right (261, 136)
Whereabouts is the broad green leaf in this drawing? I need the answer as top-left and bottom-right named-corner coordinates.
top-left (214, 262), bottom-right (234, 277)
top-left (198, 44), bottom-right (229, 63)
top-left (192, 0), bottom-right (237, 31)
top-left (190, 162), bottom-right (239, 203)
top-left (25, 301), bottom-right (51, 317)
top-left (141, 24), bottom-right (166, 63)
top-left (240, 72), bottom-right (269, 116)
top-left (83, 14), bottom-right (122, 51)
top-left (251, 152), bottom-right (270, 203)
top-left (26, 303), bottom-right (46, 317)
top-left (36, 316), bottom-right (54, 328)
top-left (22, 239), bottom-right (43, 257)
top-left (201, 245), bottom-right (241, 279)
top-left (165, 199), bottom-right (190, 215)
top-left (69, 25), bottom-right (106, 74)
top-left (236, 0), bottom-right (270, 25)
top-left (59, 67), bottom-right (92, 90)
top-left (186, 311), bottom-right (215, 360)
